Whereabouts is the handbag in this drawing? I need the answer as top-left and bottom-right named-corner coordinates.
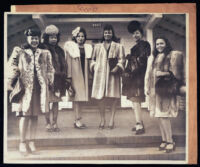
top-left (155, 71), bottom-right (180, 97)
top-left (108, 58), bottom-right (118, 71)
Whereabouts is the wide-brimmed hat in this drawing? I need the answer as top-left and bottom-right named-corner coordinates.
top-left (45, 25), bottom-right (59, 35)
top-left (127, 21), bottom-right (143, 34)
top-left (24, 28), bottom-right (41, 36)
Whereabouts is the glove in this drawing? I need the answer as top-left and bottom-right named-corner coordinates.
top-left (65, 78), bottom-right (72, 89)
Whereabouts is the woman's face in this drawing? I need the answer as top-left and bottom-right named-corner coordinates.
top-left (132, 30), bottom-right (142, 43)
top-left (27, 36), bottom-right (40, 48)
top-left (76, 32), bottom-right (85, 45)
top-left (156, 39), bottom-right (166, 53)
top-left (104, 30), bottom-right (113, 41)
top-left (48, 34), bottom-right (58, 45)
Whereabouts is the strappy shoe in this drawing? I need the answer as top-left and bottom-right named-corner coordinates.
top-left (164, 142), bottom-right (176, 153)
top-left (98, 121), bottom-right (105, 130)
top-left (28, 141), bottom-right (39, 155)
top-left (74, 120), bottom-right (87, 129)
top-left (52, 123), bottom-right (60, 132)
top-left (108, 122), bottom-right (115, 129)
top-left (46, 123), bottom-right (53, 132)
top-left (158, 141), bottom-right (167, 151)
top-left (135, 122), bottom-right (145, 135)
top-left (19, 142), bottom-right (28, 156)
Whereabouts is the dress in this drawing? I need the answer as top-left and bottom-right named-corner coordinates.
top-left (145, 51), bottom-right (184, 118)
top-left (122, 40), bottom-right (151, 102)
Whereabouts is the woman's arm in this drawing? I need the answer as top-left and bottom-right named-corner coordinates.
top-left (144, 55), bottom-right (154, 95)
top-left (156, 71), bottom-right (170, 77)
top-left (90, 45), bottom-right (97, 73)
top-left (46, 50), bottom-right (55, 85)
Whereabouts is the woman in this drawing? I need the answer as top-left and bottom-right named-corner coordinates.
top-left (122, 21), bottom-right (151, 134)
top-left (90, 24), bottom-right (125, 129)
top-left (42, 25), bottom-right (68, 132)
top-left (7, 28), bottom-right (55, 155)
top-left (144, 37), bottom-right (185, 153)
top-left (64, 27), bottom-right (93, 129)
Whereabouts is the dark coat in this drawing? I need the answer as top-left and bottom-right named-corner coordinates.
top-left (44, 44), bottom-right (68, 101)
top-left (122, 40), bottom-right (151, 102)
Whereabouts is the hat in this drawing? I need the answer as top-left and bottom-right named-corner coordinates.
top-left (45, 25), bottom-right (59, 35)
top-left (72, 27), bottom-right (81, 37)
top-left (127, 21), bottom-right (143, 34)
top-left (24, 28), bottom-right (41, 36)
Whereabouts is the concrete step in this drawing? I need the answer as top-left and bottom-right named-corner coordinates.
top-left (7, 133), bottom-right (185, 149)
top-left (5, 145), bottom-right (186, 162)
top-left (7, 109), bottom-right (186, 149)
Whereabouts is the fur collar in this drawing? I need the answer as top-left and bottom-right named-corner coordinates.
top-left (64, 41), bottom-right (92, 59)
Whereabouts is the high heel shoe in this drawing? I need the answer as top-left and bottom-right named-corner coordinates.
top-left (135, 122), bottom-right (145, 135)
top-left (46, 123), bottom-right (53, 132)
top-left (158, 141), bottom-right (167, 151)
top-left (28, 141), bottom-right (39, 155)
top-left (99, 121), bottom-right (105, 130)
top-left (164, 142), bottom-right (176, 153)
top-left (74, 120), bottom-right (87, 129)
top-left (52, 123), bottom-right (60, 132)
top-left (108, 122), bottom-right (115, 129)
top-left (19, 142), bottom-right (28, 156)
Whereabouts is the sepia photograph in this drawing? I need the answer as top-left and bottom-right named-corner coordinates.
top-left (4, 12), bottom-right (188, 164)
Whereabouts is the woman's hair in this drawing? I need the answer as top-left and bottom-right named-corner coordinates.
top-left (153, 36), bottom-right (173, 57)
top-left (127, 21), bottom-right (143, 35)
top-left (101, 24), bottom-right (118, 42)
top-left (72, 27), bottom-right (87, 44)
top-left (42, 33), bottom-right (60, 45)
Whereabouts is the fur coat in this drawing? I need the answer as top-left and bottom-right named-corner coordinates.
top-left (90, 41), bottom-right (125, 100)
top-left (7, 46), bottom-right (55, 113)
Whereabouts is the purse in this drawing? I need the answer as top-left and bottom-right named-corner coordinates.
top-left (108, 58), bottom-right (118, 71)
top-left (155, 71), bottom-right (180, 97)
top-left (9, 77), bottom-right (25, 103)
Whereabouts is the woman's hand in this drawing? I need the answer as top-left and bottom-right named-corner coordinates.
top-left (110, 66), bottom-right (119, 74)
top-left (144, 89), bottom-right (149, 96)
top-left (66, 78), bottom-right (72, 89)
top-left (7, 84), bottom-right (13, 91)
top-left (156, 71), bottom-right (170, 77)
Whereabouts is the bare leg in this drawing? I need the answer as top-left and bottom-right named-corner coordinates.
top-left (45, 112), bottom-right (51, 125)
top-left (29, 116), bottom-right (38, 141)
top-left (158, 118), bottom-right (167, 142)
top-left (108, 98), bottom-right (118, 128)
top-left (73, 102), bottom-right (86, 128)
top-left (98, 98), bottom-right (105, 128)
top-left (19, 117), bottom-right (29, 143)
top-left (52, 102), bottom-right (59, 125)
top-left (19, 117), bottom-right (29, 154)
top-left (132, 102), bottom-right (142, 124)
top-left (74, 102), bottom-right (80, 120)
top-left (161, 118), bottom-right (173, 143)
top-left (28, 116), bottom-right (38, 153)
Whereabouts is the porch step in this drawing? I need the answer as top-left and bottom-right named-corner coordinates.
top-left (5, 145), bottom-right (185, 161)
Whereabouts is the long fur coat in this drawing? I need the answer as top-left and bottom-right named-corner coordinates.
top-left (7, 46), bottom-right (55, 113)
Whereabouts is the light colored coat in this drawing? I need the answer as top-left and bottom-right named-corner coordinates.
top-left (7, 46), bottom-right (55, 113)
top-left (90, 41), bottom-right (125, 100)
top-left (145, 50), bottom-right (185, 117)
top-left (64, 41), bottom-right (93, 101)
